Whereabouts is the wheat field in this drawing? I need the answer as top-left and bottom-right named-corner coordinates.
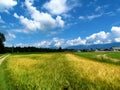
top-left (0, 52), bottom-right (120, 90)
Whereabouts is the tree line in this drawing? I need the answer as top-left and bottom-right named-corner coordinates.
top-left (0, 32), bottom-right (65, 53)
top-left (5, 47), bottom-right (63, 53)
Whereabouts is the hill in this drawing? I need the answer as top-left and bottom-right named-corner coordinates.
top-left (67, 42), bottom-right (120, 50)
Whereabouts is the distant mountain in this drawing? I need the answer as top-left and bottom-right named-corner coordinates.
top-left (66, 42), bottom-right (120, 50)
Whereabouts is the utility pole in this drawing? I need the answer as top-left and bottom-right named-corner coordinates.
top-left (12, 43), bottom-right (14, 53)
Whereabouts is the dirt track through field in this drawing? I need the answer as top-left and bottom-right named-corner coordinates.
top-left (0, 54), bottom-right (10, 65)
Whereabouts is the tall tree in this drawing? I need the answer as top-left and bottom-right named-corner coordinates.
top-left (0, 32), bottom-right (5, 53)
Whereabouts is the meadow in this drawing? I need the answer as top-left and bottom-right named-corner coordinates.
top-left (0, 52), bottom-right (120, 90)
top-left (75, 52), bottom-right (120, 65)
top-left (0, 54), bottom-right (3, 57)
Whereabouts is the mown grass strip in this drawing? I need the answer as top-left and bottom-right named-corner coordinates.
top-left (0, 55), bottom-right (5, 59)
top-left (107, 52), bottom-right (120, 59)
top-left (0, 57), bottom-right (9, 90)
top-left (74, 52), bottom-right (120, 65)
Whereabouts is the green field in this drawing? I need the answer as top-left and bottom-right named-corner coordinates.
top-left (75, 52), bottom-right (120, 65)
top-left (0, 52), bottom-right (120, 90)
top-left (0, 54), bottom-right (3, 57)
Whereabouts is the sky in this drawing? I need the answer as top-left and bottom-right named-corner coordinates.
top-left (0, 0), bottom-right (120, 48)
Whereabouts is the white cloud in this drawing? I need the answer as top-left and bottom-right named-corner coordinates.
top-left (43, 0), bottom-right (79, 15)
top-left (79, 5), bottom-right (112, 21)
top-left (34, 38), bottom-right (64, 48)
top-left (66, 37), bottom-right (86, 46)
top-left (79, 14), bottom-right (102, 20)
top-left (52, 38), bottom-right (64, 47)
top-left (105, 11), bottom-right (115, 16)
top-left (5, 43), bottom-right (32, 47)
top-left (88, 32), bottom-right (111, 44)
top-left (93, 40), bottom-right (102, 44)
top-left (15, 43), bottom-right (33, 47)
top-left (117, 8), bottom-right (120, 12)
top-left (87, 14), bottom-right (102, 20)
top-left (65, 26), bottom-right (120, 46)
top-left (0, 0), bottom-right (17, 12)
top-left (111, 26), bottom-right (120, 42)
top-left (14, 13), bottom-right (40, 31)
top-left (5, 32), bottom-right (16, 40)
top-left (14, 0), bottom-right (64, 31)
top-left (14, 13), bottom-right (19, 18)
top-left (8, 26), bottom-right (120, 47)
top-left (56, 16), bottom-right (64, 28)
top-left (47, 31), bottom-right (58, 36)
top-left (13, 29), bottom-right (29, 34)
top-left (86, 31), bottom-right (109, 44)
top-left (0, 16), bottom-right (5, 23)
top-left (34, 27), bottom-right (120, 47)
top-left (115, 38), bottom-right (120, 42)
top-left (34, 41), bottom-right (52, 48)
top-left (43, 0), bottom-right (68, 15)
top-left (16, 43), bottom-right (26, 47)
top-left (79, 16), bottom-right (85, 20)
top-left (111, 26), bottom-right (120, 37)
top-left (95, 6), bottom-right (102, 11)
top-left (87, 0), bottom-right (97, 7)
top-left (62, 14), bottom-right (72, 18)
top-left (95, 5), bottom-right (109, 12)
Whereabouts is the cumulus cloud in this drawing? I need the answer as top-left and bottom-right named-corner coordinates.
top-left (8, 26), bottom-right (120, 47)
top-left (56, 16), bottom-right (64, 28)
top-left (86, 31), bottom-right (110, 44)
top-left (43, 0), bottom-right (79, 15)
top-left (0, 0), bottom-right (17, 12)
top-left (23, 26), bottom-right (120, 47)
top-left (111, 26), bottom-right (120, 42)
top-left (34, 38), bottom-right (65, 48)
top-left (15, 43), bottom-right (33, 47)
top-left (34, 41), bottom-right (52, 48)
top-left (111, 26), bottom-right (120, 37)
top-left (43, 0), bottom-right (68, 15)
top-left (25, 0), bottom-right (65, 30)
top-left (67, 26), bottom-right (120, 46)
top-left (14, 0), bottom-right (64, 31)
top-left (115, 38), bottom-right (120, 42)
top-left (52, 38), bottom-right (64, 47)
top-left (14, 13), bottom-right (40, 31)
top-left (66, 37), bottom-right (86, 46)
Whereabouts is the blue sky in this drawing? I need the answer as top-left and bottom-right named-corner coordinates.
top-left (0, 0), bottom-right (120, 48)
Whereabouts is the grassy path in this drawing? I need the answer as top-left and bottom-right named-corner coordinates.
top-left (0, 53), bottom-right (120, 90)
top-left (0, 54), bottom-right (10, 90)
top-left (0, 54), bottom-right (10, 65)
